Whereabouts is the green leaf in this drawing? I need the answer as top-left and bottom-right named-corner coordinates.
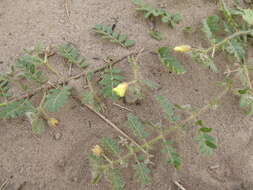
top-left (0, 75), bottom-right (11, 98)
top-left (149, 31), bottom-right (163, 41)
top-left (236, 88), bottom-right (253, 115)
top-left (44, 86), bottom-right (71, 112)
top-left (240, 9), bottom-right (253, 25)
top-left (202, 15), bottom-right (220, 44)
top-left (132, 0), bottom-right (181, 28)
top-left (106, 168), bottom-right (125, 190)
top-left (162, 140), bottom-right (181, 168)
top-left (123, 40), bottom-right (135, 48)
top-left (195, 132), bottom-right (217, 155)
top-left (15, 54), bottom-right (45, 83)
top-left (0, 99), bottom-right (35, 119)
top-left (190, 50), bottom-right (218, 72)
top-left (26, 112), bottom-right (45, 134)
top-left (134, 162), bottom-right (150, 188)
top-left (155, 95), bottom-right (178, 122)
top-left (89, 154), bottom-right (104, 184)
top-left (99, 68), bottom-right (124, 100)
top-left (140, 79), bottom-right (159, 90)
top-left (94, 24), bottom-right (135, 48)
top-left (101, 137), bottom-right (122, 157)
top-left (127, 113), bottom-right (149, 139)
top-left (58, 43), bottom-right (86, 67)
top-left (224, 38), bottom-right (245, 62)
top-left (157, 47), bottom-right (186, 74)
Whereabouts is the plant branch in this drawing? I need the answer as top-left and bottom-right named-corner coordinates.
top-left (206, 30), bottom-right (253, 53)
top-left (70, 90), bottom-right (149, 155)
top-left (101, 86), bottom-right (230, 168)
top-left (6, 52), bottom-right (135, 104)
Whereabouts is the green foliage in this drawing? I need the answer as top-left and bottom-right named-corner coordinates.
top-left (16, 54), bottom-right (45, 83)
top-left (0, 99), bottom-right (35, 119)
top-left (239, 9), bottom-right (253, 25)
top-left (195, 120), bottom-right (217, 155)
top-left (162, 140), bottom-right (181, 168)
top-left (202, 15), bottom-right (221, 44)
top-left (99, 68), bottom-right (124, 100)
top-left (127, 113), bottom-right (149, 139)
top-left (58, 43), bottom-right (87, 68)
top-left (93, 24), bottom-right (135, 48)
top-left (149, 31), bottom-right (163, 41)
top-left (82, 91), bottom-right (101, 111)
top-left (155, 95), bottom-right (178, 122)
top-left (106, 168), bottom-right (125, 190)
top-left (190, 50), bottom-right (218, 72)
top-left (140, 79), bottom-right (159, 90)
top-left (132, 0), bottom-right (181, 28)
top-left (0, 75), bottom-right (11, 98)
top-left (25, 111), bottom-right (45, 134)
top-left (44, 86), bottom-right (71, 112)
top-left (134, 162), bottom-right (150, 188)
top-left (237, 88), bottom-right (253, 115)
top-left (101, 137), bottom-right (122, 157)
top-left (89, 154), bottom-right (104, 184)
top-left (157, 47), bottom-right (186, 74)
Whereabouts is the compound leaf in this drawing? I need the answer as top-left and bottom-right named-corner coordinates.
top-left (58, 43), bottom-right (86, 67)
top-left (134, 162), bottom-right (151, 188)
top-left (155, 95), bottom-right (178, 122)
top-left (94, 24), bottom-right (135, 48)
top-left (106, 168), bottom-right (125, 190)
top-left (132, 0), bottom-right (181, 28)
top-left (44, 86), bottom-right (71, 112)
top-left (195, 127), bottom-right (217, 155)
top-left (127, 113), bottom-right (149, 139)
top-left (101, 137), bottom-right (122, 157)
top-left (99, 68), bottom-right (124, 100)
top-left (89, 154), bottom-right (104, 184)
top-left (202, 15), bottom-right (221, 44)
top-left (0, 99), bottom-right (35, 119)
top-left (190, 50), bottom-right (218, 72)
top-left (157, 47), bottom-right (186, 74)
top-left (162, 140), bottom-right (181, 168)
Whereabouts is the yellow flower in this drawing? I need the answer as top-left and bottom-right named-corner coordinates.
top-left (91, 145), bottom-right (103, 156)
top-left (173, 45), bottom-right (192, 52)
top-left (112, 82), bottom-right (129, 97)
top-left (47, 118), bottom-right (59, 127)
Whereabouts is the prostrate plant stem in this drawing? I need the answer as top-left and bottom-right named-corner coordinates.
top-left (101, 85), bottom-right (230, 168)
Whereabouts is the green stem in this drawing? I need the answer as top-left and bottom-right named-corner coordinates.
top-left (205, 30), bottom-right (253, 53)
top-left (101, 86), bottom-right (230, 168)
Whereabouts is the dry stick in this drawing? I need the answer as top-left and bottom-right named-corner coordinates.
top-left (174, 181), bottom-right (187, 190)
top-left (0, 179), bottom-right (9, 190)
top-left (71, 92), bottom-right (149, 155)
top-left (8, 52), bottom-right (135, 104)
top-left (113, 103), bottom-right (133, 112)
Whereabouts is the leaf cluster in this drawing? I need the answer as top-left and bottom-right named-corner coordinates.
top-left (99, 68), bottom-right (124, 100)
top-left (132, 0), bottom-right (181, 28)
top-left (58, 43), bottom-right (87, 68)
top-left (157, 47), bottom-right (186, 74)
top-left (94, 24), bottom-right (135, 48)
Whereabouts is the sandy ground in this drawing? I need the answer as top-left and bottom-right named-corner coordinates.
top-left (0, 0), bottom-right (253, 189)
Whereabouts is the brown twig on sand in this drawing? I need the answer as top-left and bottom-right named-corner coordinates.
top-left (0, 179), bottom-right (9, 190)
top-left (174, 181), bottom-right (187, 190)
top-left (70, 91), bottom-right (149, 155)
top-left (113, 103), bottom-right (133, 112)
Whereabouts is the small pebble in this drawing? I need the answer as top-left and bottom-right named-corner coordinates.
top-left (54, 132), bottom-right (62, 140)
